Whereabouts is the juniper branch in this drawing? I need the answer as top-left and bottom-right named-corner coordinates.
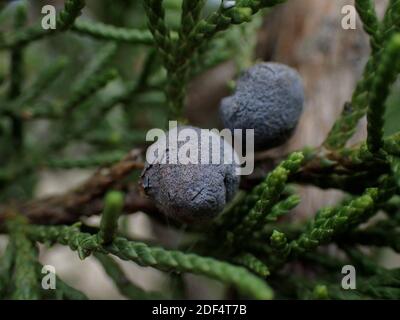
top-left (231, 152), bottom-right (304, 241)
top-left (367, 34), bottom-right (400, 153)
top-left (338, 221), bottom-right (400, 252)
top-left (355, 0), bottom-right (381, 52)
top-left (51, 278), bottom-right (88, 300)
top-left (72, 42), bottom-right (117, 92)
top-left (290, 188), bottom-right (383, 255)
top-left (326, 1), bottom-right (400, 150)
top-left (324, 58), bottom-right (375, 149)
top-left (0, 241), bottom-right (15, 298)
top-left (0, 0), bottom-right (86, 49)
top-left (266, 194), bottom-right (301, 223)
top-left (143, 0), bottom-right (173, 68)
top-left (0, 150), bottom-right (147, 226)
top-left (8, 218), bottom-right (40, 300)
top-left (94, 253), bottom-right (165, 300)
top-left (35, 263), bottom-right (88, 300)
top-left (53, 80), bottom-right (138, 146)
top-left (108, 238), bottom-right (274, 300)
top-left (45, 151), bottom-right (125, 169)
top-left (19, 58), bottom-right (67, 105)
top-left (26, 224), bottom-right (274, 299)
top-left (57, 0), bottom-right (86, 30)
top-left (146, 0), bottom-right (286, 118)
top-left (189, 0), bottom-right (286, 44)
top-left (383, 0), bottom-right (400, 40)
top-left (71, 20), bottom-right (154, 44)
top-left (270, 230), bottom-right (290, 258)
top-left (98, 191), bottom-right (124, 245)
top-left (388, 155), bottom-right (400, 188)
top-left (61, 68), bottom-right (118, 114)
top-left (269, 230), bottom-right (291, 268)
top-left (8, 4), bottom-right (26, 151)
top-left (1, 58), bottom-right (68, 117)
top-left (232, 253), bottom-right (270, 278)
top-left (180, 0), bottom-right (205, 40)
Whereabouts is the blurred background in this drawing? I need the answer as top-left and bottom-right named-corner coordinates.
top-left (0, 0), bottom-right (399, 299)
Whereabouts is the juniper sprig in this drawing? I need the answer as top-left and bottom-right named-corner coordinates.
top-left (0, 0), bottom-right (86, 49)
top-left (367, 34), bottom-right (400, 153)
top-left (94, 252), bottom-right (165, 300)
top-left (1, 0), bottom-right (400, 300)
top-left (7, 218), bottom-right (40, 300)
top-left (25, 223), bottom-right (273, 300)
top-left (98, 191), bottom-right (124, 245)
top-left (355, 0), bottom-right (380, 51)
top-left (72, 20), bottom-right (154, 45)
top-left (35, 262), bottom-right (88, 300)
top-left (231, 152), bottom-right (304, 241)
top-left (232, 253), bottom-right (270, 278)
top-left (0, 241), bottom-right (15, 298)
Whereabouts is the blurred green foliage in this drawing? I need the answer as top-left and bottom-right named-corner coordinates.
top-left (384, 81), bottom-right (400, 136)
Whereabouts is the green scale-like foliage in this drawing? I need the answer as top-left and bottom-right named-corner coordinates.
top-left (1, 0), bottom-right (400, 300)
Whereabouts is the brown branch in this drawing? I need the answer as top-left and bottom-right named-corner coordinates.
top-left (0, 141), bottom-right (390, 228)
top-left (0, 149), bottom-right (159, 226)
top-left (241, 145), bottom-right (390, 191)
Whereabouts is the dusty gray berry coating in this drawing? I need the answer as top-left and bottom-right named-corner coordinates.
top-left (141, 126), bottom-right (240, 223)
top-left (220, 62), bottom-right (304, 151)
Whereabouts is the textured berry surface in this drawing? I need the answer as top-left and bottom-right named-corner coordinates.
top-left (141, 126), bottom-right (240, 223)
top-left (220, 62), bottom-right (305, 151)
